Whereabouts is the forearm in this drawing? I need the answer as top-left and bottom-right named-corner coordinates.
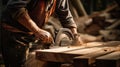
top-left (70, 27), bottom-right (78, 35)
top-left (6, 0), bottom-right (40, 33)
top-left (17, 10), bottom-right (41, 34)
top-left (56, 0), bottom-right (77, 33)
top-left (16, 8), bottom-right (53, 44)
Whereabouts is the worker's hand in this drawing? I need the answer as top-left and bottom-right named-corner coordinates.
top-left (70, 28), bottom-right (84, 46)
top-left (34, 29), bottom-right (53, 44)
top-left (72, 34), bottom-right (84, 46)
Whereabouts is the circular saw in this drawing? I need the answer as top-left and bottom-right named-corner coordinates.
top-left (54, 28), bottom-right (74, 47)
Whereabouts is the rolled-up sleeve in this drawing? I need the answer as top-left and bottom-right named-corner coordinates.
top-left (6, 0), bottom-right (30, 20)
top-left (55, 0), bottom-right (77, 28)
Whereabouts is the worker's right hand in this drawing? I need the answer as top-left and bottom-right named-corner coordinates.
top-left (34, 29), bottom-right (53, 44)
top-left (72, 34), bottom-right (84, 46)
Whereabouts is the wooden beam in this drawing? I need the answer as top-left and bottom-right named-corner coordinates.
top-left (35, 42), bottom-right (104, 62)
top-left (73, 46), bottom-right (120, 67)
top-left (96, 51), bottom-right (120, 67)
top-left (36, 41), bottom-right (120, 63)
top-left (36, 46), bottom-right (84, 62)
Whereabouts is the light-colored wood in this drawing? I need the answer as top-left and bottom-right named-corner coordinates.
top-left (73, 46), bottom-right (120, 66)
top-left (36, 41), bottom-right (120, 63)
top-left (64, 47), bottom-right (105, 55)
top-left (36, 46), bottom-right (84, 62)
top-left (96, 51), bottom-right (120, 60)
top-left (36, 41), bottom-right (106, 53)
top-left (96, 51), bottom-right (120, 67)
top-left (35, 42), bottom-right (106, 62)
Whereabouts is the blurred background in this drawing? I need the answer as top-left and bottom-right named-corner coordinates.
top-left (0, 0), bottom-right (120, 67)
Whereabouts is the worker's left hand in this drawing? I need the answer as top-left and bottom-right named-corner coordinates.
top-left (34, 29), bottom-right (53, 44)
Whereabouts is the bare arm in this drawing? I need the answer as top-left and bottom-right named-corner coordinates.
top-left (6, 0), bottom-right (52, 43)
top-left (17, 10), bottom-right (52, 43)
top-left (56, 0), bottom-right (84, 45)
top-left (17, 9), bottom-right (41, 34)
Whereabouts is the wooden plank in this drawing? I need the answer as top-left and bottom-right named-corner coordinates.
top-left (36, 42), bottom-right (105, 62)
top-left (73, 46), bottom-right (120, 67)
top-left (64, 47), bottom-right (106, 55)
top-left (36, 46), bottom-right (120, 63)
top-left (96, 51), bottom-right (120, 67)
top-left (36, 46), bottom-right (84, 53)
top-left (36, 41), bottom-right (120, 53)
top-left (36, 46), bottom-right (83, 62)
top-left (36, 52), bottom-right (79, 63)
top-left (36, 41), bottom-right (120, 63)
top-left (36, 47), bottom-right (101, 62)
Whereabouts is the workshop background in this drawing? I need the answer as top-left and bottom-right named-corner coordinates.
top-left (0, 0), bottom-right (120, 67)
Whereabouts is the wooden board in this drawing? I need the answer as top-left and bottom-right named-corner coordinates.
top-left (35, 41), bottom-right (120, 66)
top-left (73, 46), bottom-right (120, 67)
top-left (36, 42), bottom-right (105, 62)
top-left (36, 46), bottom-right (83, 62)
top-left (36, 47), bottom-right (106, 63)
top-left (96, 51), bottom-right (120, 67)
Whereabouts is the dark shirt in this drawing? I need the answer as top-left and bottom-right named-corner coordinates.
top-left (2, 0), bottom-right (77, 32)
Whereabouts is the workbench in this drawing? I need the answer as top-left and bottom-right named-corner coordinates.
top-left (35, 41), bottom-right (120, 67)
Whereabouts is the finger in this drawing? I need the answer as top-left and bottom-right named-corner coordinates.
top-left (40, 36), bottom-right (44, 41)
top-left (45, 35), bottom-right (49, 43)
top-left (42, 35), bottom-right (49, 43)
top-left (48, 37), bottom-right (52, 43)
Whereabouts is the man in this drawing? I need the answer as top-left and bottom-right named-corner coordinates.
top-left (1, 0), bottom-right (83, 67)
